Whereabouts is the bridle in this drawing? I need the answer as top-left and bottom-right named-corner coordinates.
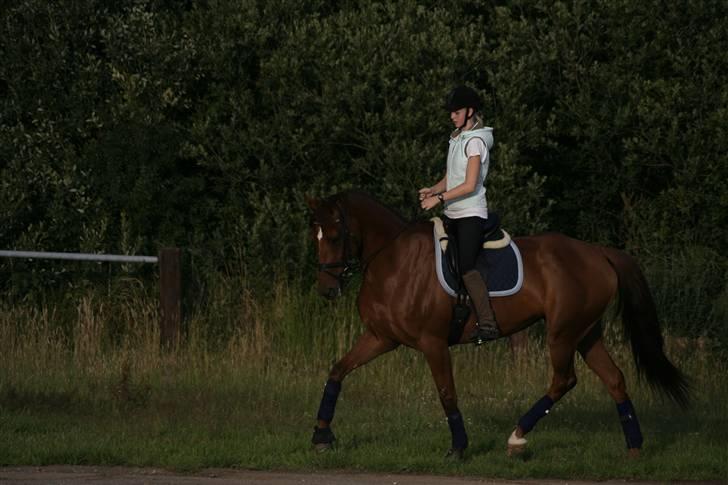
top-left (313, 200), bottom-right (413, 297)
top-left (314, 201), bottom-right (359, 294)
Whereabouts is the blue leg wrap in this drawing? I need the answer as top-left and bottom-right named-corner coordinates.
top-left (517, 395), bottom-right (555, 434)
top-left (447, 411), bottom-right (469, 450)
top-left (316, 379), bottom-right (342, 423)
top-left (617, 399), bottom-right (643, 449)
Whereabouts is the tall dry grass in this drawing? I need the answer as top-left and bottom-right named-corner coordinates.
top-left (1, 274), bottom-right (722, 413)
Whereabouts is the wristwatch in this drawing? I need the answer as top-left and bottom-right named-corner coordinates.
top-left (437, 193), bottom-right (445, 202)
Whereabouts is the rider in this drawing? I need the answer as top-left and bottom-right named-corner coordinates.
top-left (419, 85), bottom-right (500, 344)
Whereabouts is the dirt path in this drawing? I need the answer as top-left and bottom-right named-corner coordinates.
top-left (0, 466), bottom-right (692, 484)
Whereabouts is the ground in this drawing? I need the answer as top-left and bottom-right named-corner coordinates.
top-left (0, 466), bottom-right (703, 485)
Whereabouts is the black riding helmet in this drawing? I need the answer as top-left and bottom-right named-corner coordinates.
top-left (444, 85), bottom-right (483, 112)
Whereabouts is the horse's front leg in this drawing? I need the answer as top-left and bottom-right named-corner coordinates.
top-left (312, 330), bottom-right (398, 451)
top-left (421, 339), bottom-right (468, 459)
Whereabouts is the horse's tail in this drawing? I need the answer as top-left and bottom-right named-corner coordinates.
top-left (602, 247), bottom-right (691, 409)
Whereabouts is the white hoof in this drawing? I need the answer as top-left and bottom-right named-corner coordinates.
top-left (507, 429), bottom-right (527, 456)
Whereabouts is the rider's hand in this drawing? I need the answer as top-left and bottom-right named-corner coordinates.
top-left (420, 195), bottom-right (440, 210)
top-left (418, 187), bottom-right (433, 201)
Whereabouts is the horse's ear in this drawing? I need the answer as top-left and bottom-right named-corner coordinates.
top-left (305, 194), bottom-right (320, 211)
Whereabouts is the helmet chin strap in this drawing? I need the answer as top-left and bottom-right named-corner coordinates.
top-left (458, 108), bottom-right (475, 131)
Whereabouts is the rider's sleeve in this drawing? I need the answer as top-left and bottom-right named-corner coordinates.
top-left (465, 137), bottom-right (487, 165)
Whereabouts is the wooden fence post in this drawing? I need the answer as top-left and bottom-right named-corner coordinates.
top-left (159, 247), bottom-right (182, 349)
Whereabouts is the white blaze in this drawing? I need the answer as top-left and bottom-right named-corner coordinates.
top-left (317, 227), bottom-right (323, 241)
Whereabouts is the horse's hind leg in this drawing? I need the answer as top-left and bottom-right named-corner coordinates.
top-left (508, 336), bottom-right (577, 455)
top-left (312, 330), bottom-right (398, 451)
top-left (578, 334), bottom-right (643, 457)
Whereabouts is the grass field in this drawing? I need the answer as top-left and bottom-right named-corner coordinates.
top-left (1, 280), bottom-right (727, 481)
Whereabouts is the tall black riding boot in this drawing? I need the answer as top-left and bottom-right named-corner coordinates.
top-left (462, 269), bottom-right (500, 345)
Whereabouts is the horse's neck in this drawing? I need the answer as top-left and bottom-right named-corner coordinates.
top-left (345, 196), bottom-right (406, 257)
top-left (361, 215), bottom-right (405, 247)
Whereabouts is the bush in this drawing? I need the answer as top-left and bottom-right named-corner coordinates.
top-left (1, 0), bottom-right (726, 344)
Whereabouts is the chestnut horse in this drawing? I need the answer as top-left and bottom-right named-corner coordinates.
top-left (307, 190), bottom-right (689, 458)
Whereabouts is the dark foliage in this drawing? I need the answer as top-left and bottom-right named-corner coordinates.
top-left (1, 0), bottom-right (726, 339)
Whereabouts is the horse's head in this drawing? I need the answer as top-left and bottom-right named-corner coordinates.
top-left (306, 195), bottom-right (359, 299)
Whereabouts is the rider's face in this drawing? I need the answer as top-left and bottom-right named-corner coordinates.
top-left (450, 108), bottom-right (471, 128)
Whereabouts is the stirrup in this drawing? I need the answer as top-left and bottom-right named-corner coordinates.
top-left (470, 324), bottom-right (499, 345)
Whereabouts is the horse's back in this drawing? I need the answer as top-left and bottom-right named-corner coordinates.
top-left (516, 232), bottom-right (616, 275)
top-left (512, 232), bottom-right (619, 326)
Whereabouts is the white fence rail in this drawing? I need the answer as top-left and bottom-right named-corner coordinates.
top-left (0, 250), bottom-right (158, 264)
top-left (1, 248), bottom-right (181, 348)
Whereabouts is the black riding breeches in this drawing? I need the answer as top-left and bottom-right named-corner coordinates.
top-left (443, 215), bottom-right (488, 274)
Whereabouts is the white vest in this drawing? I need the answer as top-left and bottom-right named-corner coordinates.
top-left (444, 126), bottom-right (494, 219)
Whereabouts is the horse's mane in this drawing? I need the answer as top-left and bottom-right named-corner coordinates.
top-left (333, 189), bottom-right (408, 224)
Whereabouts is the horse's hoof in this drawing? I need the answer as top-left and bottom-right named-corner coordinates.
top-left (311, 426), bottom-right (336, 452)
top-left (627, 448), bottom-right (641, 459)
top-left (445, 448), bottom-right (465, 461)
top-left (507, 429), bottom-right (527, 457)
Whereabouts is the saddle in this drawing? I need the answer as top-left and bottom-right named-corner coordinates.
top-left (431, 213), bottom-right (511, 284)
top-left (430, 215), bottom-right (523, 345)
